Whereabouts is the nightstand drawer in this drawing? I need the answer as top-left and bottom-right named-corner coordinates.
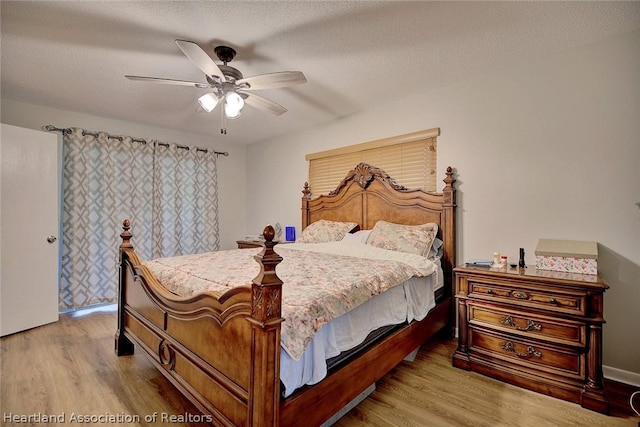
top-left (468, 303), bottom-right (586, 347)
top-left (469, 328), bottom-right (585, 380)
top-left (468, 280), bottom-right (586, 315)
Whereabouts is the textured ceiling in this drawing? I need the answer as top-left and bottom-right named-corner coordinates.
top-left (2, 1), bottom-right (639, 145)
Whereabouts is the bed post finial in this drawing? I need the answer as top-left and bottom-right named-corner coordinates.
top-left (251, 225), bottom-right (284, 321)
top-left (443, 166), bottom-right (456, 206)
top-left (120, 219), bottom-right (133, 250)
top-left (302, 182), bottom-right (311, 200)
top-left (302, 182), bottom-right (311, 230)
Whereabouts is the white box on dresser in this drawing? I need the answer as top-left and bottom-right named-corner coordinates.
top-left (535, 239), bottom-right (598, 275)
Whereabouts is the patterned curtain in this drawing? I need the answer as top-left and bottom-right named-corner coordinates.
top-left (151, 142), bottom-right (219, 258)
top-left (60, 128), bottom-right (219, 309)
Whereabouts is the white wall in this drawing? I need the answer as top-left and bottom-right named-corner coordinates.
top-left (246, 30), bottom-right (640, 376)
top-left (0, 100), bottom-right (247, 250)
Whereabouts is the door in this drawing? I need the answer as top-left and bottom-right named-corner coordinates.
top-left (1, 123), bottom-right (60, 336)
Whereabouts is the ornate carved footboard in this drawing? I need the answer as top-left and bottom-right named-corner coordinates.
top-left (115, 163), bottom-right (457, 426)
top-left (116, 220), bottom-right (284, 426)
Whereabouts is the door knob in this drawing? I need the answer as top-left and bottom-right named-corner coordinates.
top-left (46, 236), bottom-right (57, 244)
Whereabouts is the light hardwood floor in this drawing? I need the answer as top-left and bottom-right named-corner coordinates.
top-left (1, 308), bottom-right (638, 427)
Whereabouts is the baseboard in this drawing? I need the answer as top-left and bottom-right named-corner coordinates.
top-left (603, 365), bottom-right (640, 388)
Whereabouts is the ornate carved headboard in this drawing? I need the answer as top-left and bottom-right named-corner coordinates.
top-left (301, 163), bottom-right (456, 290)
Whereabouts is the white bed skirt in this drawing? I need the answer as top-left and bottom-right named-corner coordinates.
top-left (280, 265), bottom-right (443, 397)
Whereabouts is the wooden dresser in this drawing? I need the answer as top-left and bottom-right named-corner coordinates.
top-left (452, 265), bottom-right (609, 414)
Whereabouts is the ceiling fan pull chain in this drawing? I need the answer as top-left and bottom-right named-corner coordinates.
top-left (220, 104), bottom-right (227, 135)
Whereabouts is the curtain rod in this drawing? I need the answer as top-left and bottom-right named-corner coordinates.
top-left (43, 125), bottom-right (229, 157)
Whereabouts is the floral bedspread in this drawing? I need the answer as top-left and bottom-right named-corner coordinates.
top-left (143, 242), bottom-right (436, 360)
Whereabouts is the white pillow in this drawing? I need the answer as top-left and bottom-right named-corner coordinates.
top-left (341, 230), bottom-right (371, 244)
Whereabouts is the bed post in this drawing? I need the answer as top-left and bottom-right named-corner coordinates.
top-left (247, 225), bottom-right (284, 427)
top-left (115, 219), bottom-right (135, 356)
top-left (301, 182), bottom-right (311, 230)
top-left (441, 167), bottom-right (457, 337)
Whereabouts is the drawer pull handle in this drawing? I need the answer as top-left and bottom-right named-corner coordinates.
top-left (501, 341), bottom-right (542, 358)
top-left (549, 298), bottom-right (558, 304)
top-left (511, 291), bottom-right (529, 300)
top-left (487, 289), bottom-right (494, 294)
top-left (500, 316), bottom-right (542, 332)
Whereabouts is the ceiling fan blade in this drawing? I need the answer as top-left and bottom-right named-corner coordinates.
top-left (237, 71), bottom-right (306, 90)
top-left (175, 39), bottom-right (225, 81)
top-left (240, 91), bottom-right (288, 116)
top-left (125, 75), bottom-right (209, 88)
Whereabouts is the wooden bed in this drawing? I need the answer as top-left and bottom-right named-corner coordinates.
top-left (115, 162), bottom-right (457, 426)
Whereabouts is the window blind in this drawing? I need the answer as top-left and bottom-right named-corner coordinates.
top-left (306, 128), bottom-right (438, 196)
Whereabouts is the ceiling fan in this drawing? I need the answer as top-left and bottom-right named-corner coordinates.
top-left (125, 40), bottom-right (307, 134)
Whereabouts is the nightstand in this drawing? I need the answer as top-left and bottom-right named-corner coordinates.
top-left (236, 240), bottom-right (265, 249)
top-left (452, 265), bottom-right (609, 414)
top-left (236, 240), bottom-right (291, 249)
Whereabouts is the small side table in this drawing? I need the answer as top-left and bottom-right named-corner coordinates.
top-left (236, 240), bottom-right (292, 249)
top-left (236, 240), bottom-right (265, 249)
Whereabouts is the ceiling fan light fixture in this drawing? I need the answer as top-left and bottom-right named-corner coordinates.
top-left (224, 106), bottom-right (242, 119)
top-left (198, 92), bottom-right (218, 113)
top-left (225, 91), bottom-right (244, 110)
top-left (224, 91), bottom-right (244, 119)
